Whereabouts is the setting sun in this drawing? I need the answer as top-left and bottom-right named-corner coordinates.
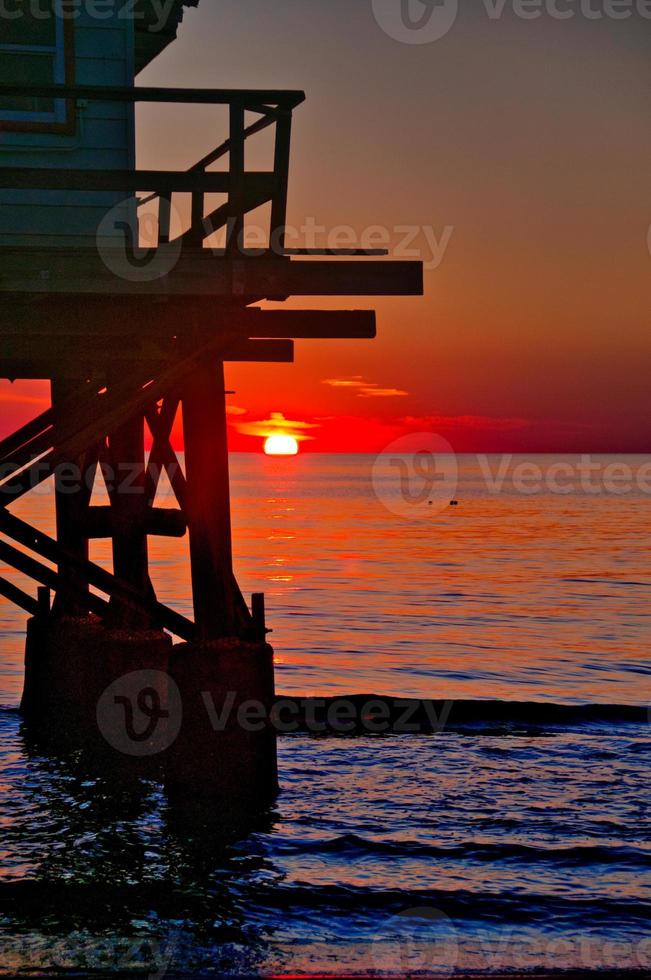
top-left (264, 434), bottom-right (299, 456)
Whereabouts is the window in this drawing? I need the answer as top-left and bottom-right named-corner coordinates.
top-left (0, 1), bottom-right (75, 133)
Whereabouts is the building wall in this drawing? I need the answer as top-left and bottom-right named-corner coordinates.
top-left (0, 10), bottom-right (136, 248)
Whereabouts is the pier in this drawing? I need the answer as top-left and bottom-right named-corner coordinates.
top-left (0, 79), bottom-right (421, 801)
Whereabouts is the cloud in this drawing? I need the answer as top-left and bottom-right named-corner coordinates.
top-left (359, 387), bottom-right (409, 398)
top-left (233, 411), bottom-right (319, 442)
top-left (401, 414), bottom-right (530, 432)
top-left (225, 405), bottom-right (248, 416)
top-left (322, 376), bottom-right (367, 389)
top-left (323, 377), bottom-right (409, 398)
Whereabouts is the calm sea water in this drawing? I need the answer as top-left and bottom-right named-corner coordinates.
top-left (0, 454), bottom-right (649, 975)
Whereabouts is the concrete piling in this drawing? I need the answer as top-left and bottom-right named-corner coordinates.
top-left (167, 638), bottom-right (278, 808)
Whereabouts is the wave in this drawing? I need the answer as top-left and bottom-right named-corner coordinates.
top-left (0, 697), bottom-right (648, 733)
top-left (273, 695), bottom-right (649, 733)
top-left (2, 878), bottom-right (648, 929)
top-left (248, 882), bottom-right (651, 926)
top-left (273, 833), bottom-right (651, 867)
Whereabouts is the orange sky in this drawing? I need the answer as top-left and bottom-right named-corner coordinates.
top-left (1, 1), bottom-right (649, 453)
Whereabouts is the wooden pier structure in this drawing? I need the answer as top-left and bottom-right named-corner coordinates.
top-left (0, 11), bottom-right (422, 801)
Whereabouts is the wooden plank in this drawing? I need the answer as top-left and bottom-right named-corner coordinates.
top-left (270, 111), bottom-right (292, 251)
top-left (231, 309), bottom-right (377, 340)
top-left (282, 248), bottom-right (388, 256)
top-left (0, 299), bottom-right (376, 341)
top-left (0, 169), bottom-right (277, 196)
top-left (0, 84), bottom-right (306, 109)
top-left (0, 339), bottom-right (294, 374)
top-left (84, 506), bottom-right (187, 540)
top-left (226, 104), bottom-right (246, 254)
top-left (1, 297), bottom-right (374, 335)
top-left (225, 339), bottom-right (294, 363)
top-left (0, 575), bottom-right (39, 616)
top-left (0, 250), bottom-right (423, 298)
top-left (254, 260), bottom-right (425, 298)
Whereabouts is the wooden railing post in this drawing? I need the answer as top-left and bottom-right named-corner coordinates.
top-left (158, 193), bottom-right (172, 245)
top-left (227, 103), bottom-right (246, 255)
top-left (270, 109), bottom-right (293, 254)
top-left (189, 180), bottom-right (205, 245)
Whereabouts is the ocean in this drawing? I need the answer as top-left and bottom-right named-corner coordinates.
top-left (0, 453), bottom-right (649, 976)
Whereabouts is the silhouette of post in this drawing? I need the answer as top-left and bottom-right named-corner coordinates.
top-left (182, 357), bottom-right (237, 640)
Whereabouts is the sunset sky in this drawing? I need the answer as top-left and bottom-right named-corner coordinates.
top-left (2, 0), bottom-right (649, 452)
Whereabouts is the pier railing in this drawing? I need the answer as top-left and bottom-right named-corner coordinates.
top-left (0, 84), bottom-right (305, 252)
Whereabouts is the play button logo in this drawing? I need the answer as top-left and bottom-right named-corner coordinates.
top-left (372, 0), bottom-right (459, 43)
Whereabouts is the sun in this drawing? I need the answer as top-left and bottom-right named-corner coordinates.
top-left (264, 434), bottom-right (299, 456)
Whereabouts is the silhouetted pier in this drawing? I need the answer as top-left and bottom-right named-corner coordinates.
top-left (0, 80), bottom-right (421, 802)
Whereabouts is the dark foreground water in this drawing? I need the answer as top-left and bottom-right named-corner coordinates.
top-left (0, 455), bottom-right (650, 975)
top-left (1, 710), bottom-right (650, 976)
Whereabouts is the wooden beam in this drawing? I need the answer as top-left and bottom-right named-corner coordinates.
top-left (259, 260), bottom-right (424, 298)
top-left (225, 103), bottom-right (246, 254)
top-left (0, 538), bottom-right (113, 623)
top-left (0, 408), bottom-right (52, 465)
top-left (0, 299), bottom-right (377, 343)
top-left (0, 84), bottom-right (305, 109)
top-left (182, 359), bottom-right (238, 639)
top-left (0, 168), bottom-right (277, 196)
top-left (0, 340), bottom-right (294, 376)
top-left (230, 309), bottom-right (377, 339)
top-left (0, 332), bottom-right (240, 505)
top-left (224, 339), bottom-right (294, 362)
top-left (270, 110), bottom-right (292, 251)
top-left (50, 378), bottom-right (97, 618)
top-left (84, 506), bottom-right (187, 540)
top-left (105, 406), bottom-right (154, 617)
top-left (0, 509), bottom-right (196, 642)
top-left (144, 398), bottom-right (187, 511)
top-left (0, 575), bottom-right (39, 616)
top-left (282, 249), bottom-right (388, 256)
top-left (0, 251), bottom-right (423, 298)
